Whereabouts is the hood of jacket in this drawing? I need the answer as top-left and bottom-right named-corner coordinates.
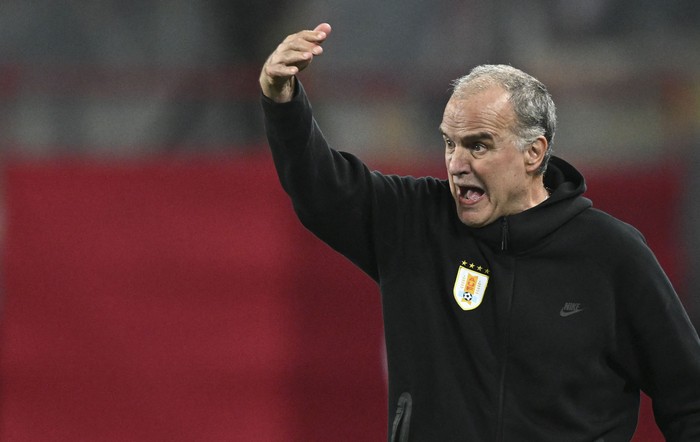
top-left (462, 156), bottom-right (592, 253)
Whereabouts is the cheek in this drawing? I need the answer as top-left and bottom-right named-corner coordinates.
top-left (444, 148), bottom-right (454, 165)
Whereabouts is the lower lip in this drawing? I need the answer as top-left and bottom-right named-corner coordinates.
top-left (459, 193), bottom-right (485, 206)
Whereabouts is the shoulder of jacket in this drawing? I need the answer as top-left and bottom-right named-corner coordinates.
top-left (576, 207), bottom-right (647, 245)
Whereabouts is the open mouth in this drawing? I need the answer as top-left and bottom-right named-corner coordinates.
top-left (458, 185), bottom-right (486, 204)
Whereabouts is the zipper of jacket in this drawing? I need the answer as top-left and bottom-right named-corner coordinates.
top-left (496, 216), bottom-right (512, 441)
top-left (495, 308), bottom-right (511, 441)
top-left (500, 217), bottom-right (509, 251)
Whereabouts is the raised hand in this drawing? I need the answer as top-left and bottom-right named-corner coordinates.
top-left (259, 23), bottom-right (332, 103)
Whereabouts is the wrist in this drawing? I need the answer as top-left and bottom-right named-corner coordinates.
top-left (261, 77), bottom-right (296, 103)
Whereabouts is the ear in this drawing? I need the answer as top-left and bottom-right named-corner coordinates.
top-left (524, 136), bottom-right (548, 174)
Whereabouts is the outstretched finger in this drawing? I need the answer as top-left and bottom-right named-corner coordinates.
top-left (313, 23), bottom-right (332, 40)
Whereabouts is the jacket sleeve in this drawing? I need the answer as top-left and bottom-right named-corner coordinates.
top-left (615, 228), bottom-right (700, 440)
top-left (261, 80), bottom-right (389, 281)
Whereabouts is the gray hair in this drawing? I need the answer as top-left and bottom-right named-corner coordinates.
top-left (451, 65), bottom-right (556, 175)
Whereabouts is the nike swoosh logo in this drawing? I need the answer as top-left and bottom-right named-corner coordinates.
top-left (560, 308), bottom-right (584, 317)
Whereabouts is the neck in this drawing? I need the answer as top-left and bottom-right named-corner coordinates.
top-left (528, 180), bottom-right (550, 208)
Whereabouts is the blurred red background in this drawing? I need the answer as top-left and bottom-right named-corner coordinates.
top-left (0, 153), bottom-right (682, 441)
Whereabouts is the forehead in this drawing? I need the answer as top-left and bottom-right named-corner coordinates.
top-left (440, 86), bottom-right (515, 137)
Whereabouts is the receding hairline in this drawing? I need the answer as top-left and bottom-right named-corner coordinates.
top-left (450, 64), bottom-right (557, 143)
top-left (442, 84), bottom-right (520, 135)
top-left (451, 64), bottom-right (542, 96)
top-left (451, 76), bottom-right (508, 99)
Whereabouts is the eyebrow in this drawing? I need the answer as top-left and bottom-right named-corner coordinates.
top-left (439, 128), bottom-right (495, 144)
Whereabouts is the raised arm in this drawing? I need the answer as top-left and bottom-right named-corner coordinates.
top-left (259, 23), bottom-right (332, 103)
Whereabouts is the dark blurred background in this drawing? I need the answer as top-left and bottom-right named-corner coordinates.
top-left (0, 1), bottom-right (698, 162)
top-left (0, 1), bottom-right (698, 441)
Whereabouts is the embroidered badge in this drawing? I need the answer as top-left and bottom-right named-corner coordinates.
top-left (453, 262), bottom-right (490, 311)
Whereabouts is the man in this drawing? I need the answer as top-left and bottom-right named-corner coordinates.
top-left (260, 23), bottom-right (700, 441)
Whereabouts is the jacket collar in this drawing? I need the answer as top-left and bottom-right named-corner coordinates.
top-left (461, 156), bottom-right (592, 253)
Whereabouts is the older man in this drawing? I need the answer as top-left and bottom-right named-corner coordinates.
top-left (260, 23), bottom-right (700, 441)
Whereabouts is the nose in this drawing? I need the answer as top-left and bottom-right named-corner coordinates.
top-left (447, 146), bottom-right (471, 177)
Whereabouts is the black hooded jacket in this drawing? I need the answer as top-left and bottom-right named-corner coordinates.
top-left (262, 81), bottom-right (700, 441)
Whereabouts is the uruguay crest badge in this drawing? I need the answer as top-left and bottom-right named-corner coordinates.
top-left (453, 263), bottom-right (490, 311)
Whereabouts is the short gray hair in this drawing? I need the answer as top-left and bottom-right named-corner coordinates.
top-left (451, 65), bottom-right (556, 175)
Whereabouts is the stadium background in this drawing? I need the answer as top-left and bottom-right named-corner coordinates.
top-left (0, 1), bottom-right (699, 440)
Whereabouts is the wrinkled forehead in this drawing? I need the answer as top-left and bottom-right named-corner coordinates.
top-left (444, 86), bottom-right (514, 123)
top-left (440, 86), bottom-right (520, 142)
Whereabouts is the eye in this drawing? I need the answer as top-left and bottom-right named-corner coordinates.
top-left (470, 143), bottom-right (488, 158)
top-left (443, 136), bottom-right (455, 150)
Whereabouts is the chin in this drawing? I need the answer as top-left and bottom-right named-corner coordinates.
top-left (454, 201), bottom-right (491, 228)
top-left (458, 214), bottom-right (485, 228)
top-left (462, 220), bottom-right (485, 228)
